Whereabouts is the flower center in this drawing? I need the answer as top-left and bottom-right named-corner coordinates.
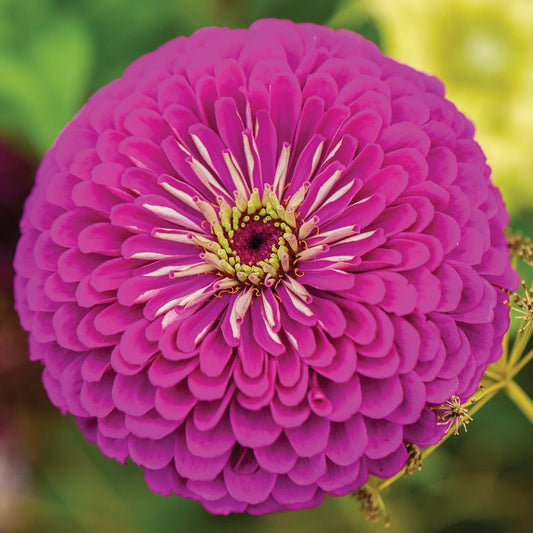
top-left (192, 184), bottom-right (311, 287)
top-left (232, 219), bottom-right (282, 264)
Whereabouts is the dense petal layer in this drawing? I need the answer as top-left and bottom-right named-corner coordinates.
top-left (14, 19), bottom-right (516, 516)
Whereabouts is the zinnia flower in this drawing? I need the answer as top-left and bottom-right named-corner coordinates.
top-left (14, 19), bottom-right (518, 514)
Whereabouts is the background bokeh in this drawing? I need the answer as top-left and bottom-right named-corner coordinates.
top-left (1, 1), bottom-right (531, 532)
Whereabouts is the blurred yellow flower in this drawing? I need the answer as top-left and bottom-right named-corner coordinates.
top-left (366, 0), bottom-right (533, 211)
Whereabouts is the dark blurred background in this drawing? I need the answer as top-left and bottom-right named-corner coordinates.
top-left (1, 1), bottom-right (531, 532)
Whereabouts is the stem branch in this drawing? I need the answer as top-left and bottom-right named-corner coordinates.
top-left (509, 321), bottom-right (532, 368)
top-left (505, 380), bottom-right (533, 424)
top-left (510, 348), bottom-right (533, 379)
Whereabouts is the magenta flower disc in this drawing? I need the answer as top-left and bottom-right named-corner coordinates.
top-left (14, 20), bottom-right (518, 514)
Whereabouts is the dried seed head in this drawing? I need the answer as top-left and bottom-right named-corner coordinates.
top-left (431, 395), bottom-right (473, 435)
top-left (404, 443), bottom-right (423, 476)
top-left (506, 230), bottom-right (533, 264)
top-left (511, 280), bottom-right (533, 333)
top-left (353, 485), bottom-right (390, 527)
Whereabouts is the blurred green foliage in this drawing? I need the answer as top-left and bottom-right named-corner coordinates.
top-left (1, 1), bottom-right (531, 532)
top-left (0, 0), bottom-right (92, 152)
top-left (0, 0), bottom-right (384, 155)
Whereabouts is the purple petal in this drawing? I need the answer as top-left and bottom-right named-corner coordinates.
top-left (230, 401), bottom-right (281, 447)
top-left (302, 329), bottom-right (335, 368)
top-left (386, 372), bottom-right (426, 424)
top-left (80, 372), bottom-right (115, 418)
top-left (287, 453), bottom-right (327, 485)
top-left (199, 327), bottom-right (234, 378)
top-left (272, 475), bottom-right (317, 505)
top-left (285, 414), bottom-right (329, 457)
top-left (185, 413), bottom-right (235, 458)
top-left (148, 356), bottom-right (198, 388)
top-left (357, 347), bottom-right (400, 379)
top-left (238, 313), bottom-right (266, 378)
top-left (308, 296), bottom-right (347, 338)
top-left (379, 121), bottom-right (430, 154)
top-left (255, 433), bottom-right (298, 474)
top-left (192, 387), bottom-right (235, 433)
top-left (366, 444), bottom-right (408, 478)
top-left (119, 319), bottom-right (158, 366)
top-left (112, 370), bottom-right (155, 416)
top-left (154, 380), bottom-right (196, 421)
top-left (80, 349), bottom-right (111, 382)
top-left (403, 408), bottom-right (440, 446)
top-left (128, 433), bottom-right (176, 469)
top-left (314, 336), bottom-right (356, 382)
top-left (96, 432), bottom-right (129, 463)
top-left (98, 409), bottom-right (128, 439)
top-left (317, 459), bottom-right (361, 492)
top-left (174, 428), bottom-right (230, 481)
top-left (271, 396), bottom-right (311, 428)
top-left (338, 300), bottom-right (377, 345)
top-left (187, 474), bottom-right (228, 501)
top-left (188, 358), bottom-right (235, 401)
top-left (223, 464), bottom-right (276, 505)
top-left (360, 165), bottom-right (408, 204)
top-left (269, 72), bottom-right (302, 148)
top-left (364, 417), bottom-right (403, 460)
top-left (125, 409), bottom-right (180, 439)
top-left (359, 375), bottom-right (403, 418)
top-left (326, 414), bottom-right (367, 466)
top-left (383, 147), bottom-right (428, 186)
top-left (318, 372), bottom-right (362, 422)
top-left (144, 463), bottom-right (187, 497)
top-left (275, 345), bottom-right (302, 387)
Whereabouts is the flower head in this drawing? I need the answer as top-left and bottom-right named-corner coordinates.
top-left (14, 19), bottom-right (518, 514)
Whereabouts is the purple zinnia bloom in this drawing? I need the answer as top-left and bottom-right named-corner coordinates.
top-left (14, 20), bottom-right (518, 514)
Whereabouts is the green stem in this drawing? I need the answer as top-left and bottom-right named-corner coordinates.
top-left (477, 380), bottom-right (507, 402)
top-left (509, 319), bottom-right (533, 368)
top-left (482, 369), bottom-right (502, 382)
top-left (376, 470), bottom-right (403, 492)
top-left (500, 313), bottom-right (511, 365)
top-left (510, 348), bottom-right (533, 379)
top-left (468, 389), bottom-right (501, 418)
top-left (505, 380), bottom-right (533, 424)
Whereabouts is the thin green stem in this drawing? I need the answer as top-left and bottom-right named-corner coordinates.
top-left (469, 388), bottom-right (501, 416)
top-left (505, 380), bottom-right (533, 424)
top-left (477, 380), bottom-right (507, 401)
top-left (376, 470), bottom-right (403, 492)
top-left (482, 369), bottom-right (503, 382)
top-left (510, 348), bottom-right (533, 379)
top-left (500, 310), bottom-right (512, 365)
top-left (509, 318), bottom-right (533, 368)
